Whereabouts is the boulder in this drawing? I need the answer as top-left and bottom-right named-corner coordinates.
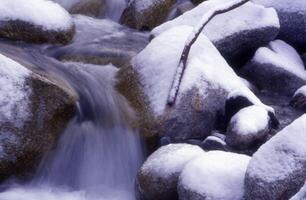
top-left (136, 144), bottom-right (203, 200)
top-left (48, 15), bottom-right (149, 68)
top-left (226, 105), bottom-right (271, 150)
top-left (178, 151), bottom-right (250, 200)
top-left (120, 0), bottom-right (175, 30)
top-left (291, 85), bottom-right (306, 111)
top-left (70, 0), bottom-right (106, 17)
top-left (252, 0), bottom-right (306, 50)
top-left (0, 0), bottom-right (75, 44)
top-left (242, 40), bottom-right (306, 95)
top-left (151, 0), bottom-right (279, 65)
top-left (116, 26), bottom-right (251, 150)
top-left (0, 54), bottom-right (77, 181)
top-left (245, 115), bottom-right (306, 200)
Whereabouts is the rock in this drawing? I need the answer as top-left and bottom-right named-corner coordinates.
top-left (301, 54), bottom-right (306, 69)
top-left (290, 85), bottom-right (306, 111)
top-left (151, 0), bottom-right (279, 65)
top-left (48, 15), bottom-right (149, 68)
top-left (116, 26), bottom-right (251, 150)
top-left (290, 182), bottom-right (306, 200)
top-left (0, 0), bottom-right (75, 44)
top-left (190, 0), bottom-right (206, 5)
top-left (253, 0), bottom-right (306, 50)
top-left (245, 115), bottom-right (306, 200)
top-left (70, 0), bottom-right (106, 17)
top-left (226, 105), bottom-right (271, 150)
top-left (201, 135), bottom-right (227, 151)
top-left (0, 54), bottom-right (77, 181)
top-left (136, 144), bottom-right (203, 200)
top-left (120, 0), bottom-right (175, 30)
top-left (178, 151), bottom-right (250, 200)
top-left (224, 89), bottom-right (275, 128)
top-left (242, 40), bottom-right (306, 96)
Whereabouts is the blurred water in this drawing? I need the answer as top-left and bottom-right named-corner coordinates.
top-left (53, 0), bottom-right (127, 21)
top-left (0, 44), bottom-right (144, 199)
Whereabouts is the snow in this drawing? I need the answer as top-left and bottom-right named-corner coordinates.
top-left (134, 25), bottom-right (249, 115)
top-left (252, 0), bottom-right (306, 13)
top-left (179, 151), bottom-right (250, 200)
top-left (254, 40), bottom-right (306, 80)
top-left (151, 0), bottom-right (279, 42)
top-left (294, 85), bottom-right (306, 97)
top-left (229, 105), bottom-right (269, 137)
top-left (0, 0), bottom-right (73, 31)
top-left (140, 144), bottom-right (204, 178)
top-left (204, 136), bottom-right (226, 146)
top-left (228, 89), bottom-right (274, 113)
top-left (247, 114), bottom-right (306, 183)
top-left (0, 54), bottom-right (31, 128)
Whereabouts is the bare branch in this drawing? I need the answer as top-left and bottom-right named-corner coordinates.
top-left (167, 0), bottom-right (250, 106)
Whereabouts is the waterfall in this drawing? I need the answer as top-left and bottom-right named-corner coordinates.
top-left (0, 54), bottom-right (144, 200)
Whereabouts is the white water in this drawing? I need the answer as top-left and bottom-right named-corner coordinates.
top-left (0, 61), bottom-right (144, 200)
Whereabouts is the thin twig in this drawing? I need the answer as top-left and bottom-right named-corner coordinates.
top-left (167, 0), bottom-right (250, 106)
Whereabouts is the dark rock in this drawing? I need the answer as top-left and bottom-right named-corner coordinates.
top-left (70, 0), bottom-right (106, 17)
top-left (120, 0), bottom-right (175, 30)
top-left (290, 86), bottom-right (306, 111)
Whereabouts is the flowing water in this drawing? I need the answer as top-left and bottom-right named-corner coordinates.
top-left (53, 0), bottom-right (127, 21)
top-left (0, 43), bottom-right (144, 200)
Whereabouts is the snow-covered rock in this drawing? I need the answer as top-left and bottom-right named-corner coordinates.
top-left (178, 151), bottom-right (251, 200)
top-left (224, 89), bottom-right (276, 128)
top-left (252, 0), bottom-right (306, 50)
top-left (242, 40), bottom-right (306, 95)
top-left (70, 0), bottom-right (106, 17)
top-left (201, 135), bottom-right (227, 151)
top-left (136, 144), bottom-right (204, 200)
top-left (48, 15), bottom-right (148, 67)
top-left (120, 0), bottom-right (175, 30)
top-left (226, 105), bottom-right (271, 150)
top-left (151, 0), bottom-right (279, 64)
top-left (0, 53), bottom-right (76, 180)
top-left (291, 85), bottom-right (306, 111)
top-left (245, 115), bottom-right (306, 200)
top-left (0, 0), bottom-right (75, 44)
top-left (116, 25), bottom-right (251, 149)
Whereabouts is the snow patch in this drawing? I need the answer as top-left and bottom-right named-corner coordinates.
top-left (0, 54), bottom-right (31, 127)
top-left (229, 105), bottom-right (269, 137)
top-left (179, 151), bottom-right (250, 200)
top-left (141, 144), bottom-right (204, 178)
top-left (152, 0), bottom-right (279, 42)
top-left (254, 40), bottom-right (306, 80)
top-left (294, 85), bottom-right (306, 97)
top-left (0, 0), bottom-right (73, 31)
